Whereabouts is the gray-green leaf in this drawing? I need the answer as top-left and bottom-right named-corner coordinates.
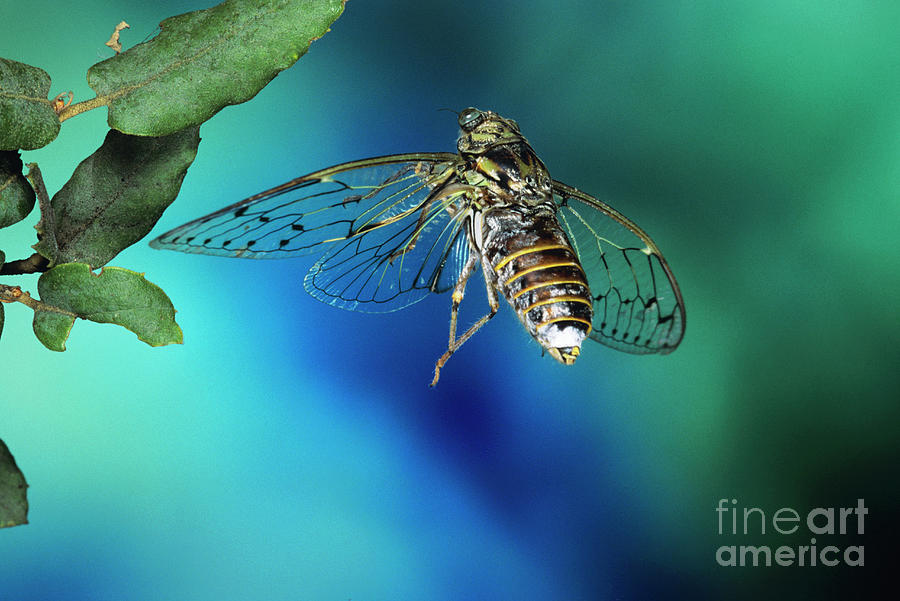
top-left (86, 0), bottom-right (346, 136)
top-left (33, 263), bottom-right (182, 350)
top-left (0, 438), bottom-right (28, 528)
top-left (0, 151), bottom-right (36, 228)
top-left (33, 127), bottom-right (200, 268)
top-left (0, 58), bottom-right (60, 151)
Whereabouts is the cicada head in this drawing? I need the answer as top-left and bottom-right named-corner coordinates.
top-left (456, 107), bottom-right (526, 154)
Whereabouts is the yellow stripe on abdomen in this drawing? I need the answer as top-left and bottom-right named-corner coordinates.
top-left (493, 243), bottom-right (570, 272)
top-left (512, 279), bottom-right (587, 300)
top-left (522, 295), bottom-right (593, 314)
top-left (502, 261), bottom-right (584, 288)
top-left (534, 316), bottom-right (594, 335)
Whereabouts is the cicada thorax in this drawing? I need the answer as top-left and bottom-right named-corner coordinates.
top-left (481, 204), bottom-right (593, 365)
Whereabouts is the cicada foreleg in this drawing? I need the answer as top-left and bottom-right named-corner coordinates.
top-left (431, 254), bottom-right (499, 387)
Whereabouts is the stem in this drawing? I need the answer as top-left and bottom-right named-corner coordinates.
top-left (0, 253), bottom-right (50, 275)
top-left (0, 284), bottom-right (74, 316)
top-left (57, 96), bottom-right (108, 122)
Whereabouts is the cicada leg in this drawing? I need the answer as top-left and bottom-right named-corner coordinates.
top-left (387, 202), bottom-right (434, 264)
top-left (388, 184), bottom-right (468, 264)
top-left (431, 255), bottom-right (499, 387)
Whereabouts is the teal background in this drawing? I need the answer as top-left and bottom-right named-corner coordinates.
top-left (2, 0), bottom-right (898, 599)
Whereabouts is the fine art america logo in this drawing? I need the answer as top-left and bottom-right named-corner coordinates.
top-left (715, 499), bottom-right (866, 567)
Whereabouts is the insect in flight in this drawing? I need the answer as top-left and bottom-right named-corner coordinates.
top-left (151, 108), bottom-right (685, 385)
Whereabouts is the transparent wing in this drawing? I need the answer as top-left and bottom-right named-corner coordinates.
top-left (553, 181), bottom-right (685, 353)
top-left (152, 152), bottom-right (473, 312)
top-left (305, 193), bottom-right (470, 312)
top-left (151, 153), bottom-right (459, 257)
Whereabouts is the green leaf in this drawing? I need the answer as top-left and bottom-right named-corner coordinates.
top-left (0, 151), bottom-right (36, 228)
top-left (33, 127), bottom-right (200, 267)
top-left (87, 0), bottom-right (346, 136)
top-left (33, 263), bottom-right (182, 350)
top-left (0, 58), bottom-right (60, 150)
top-left (0, 438), bottom-right (28, 528)
top-left (33, 309), bottom-right (73, 352)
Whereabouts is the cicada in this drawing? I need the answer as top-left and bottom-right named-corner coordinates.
top-left (151, 108), bottom-right (686, 385)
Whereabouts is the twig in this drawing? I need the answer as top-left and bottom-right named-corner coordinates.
top-left (57, 96), bottom-right (108, 122)
top-left (0, 284), bottom-right (74, 316)
top-left (0, 253), bottom-right (50, 275)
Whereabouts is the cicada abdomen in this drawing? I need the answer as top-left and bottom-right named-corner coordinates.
top-left (482, 204), bottom-right (593, 365)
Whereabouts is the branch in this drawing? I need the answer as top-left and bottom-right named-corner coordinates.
top-left (57, 95), bottom-right (108, 122)
top-left (0, 253), bottom-right (50, 275)
top-left (0, 283), bottom-right (74, 316)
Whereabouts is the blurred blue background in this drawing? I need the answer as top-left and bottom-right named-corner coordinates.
top-left (2, 1), bottom-right (898, 599)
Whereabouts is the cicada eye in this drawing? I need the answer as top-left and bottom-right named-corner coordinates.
top-left (458, 107), bottom-right (483, 130)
